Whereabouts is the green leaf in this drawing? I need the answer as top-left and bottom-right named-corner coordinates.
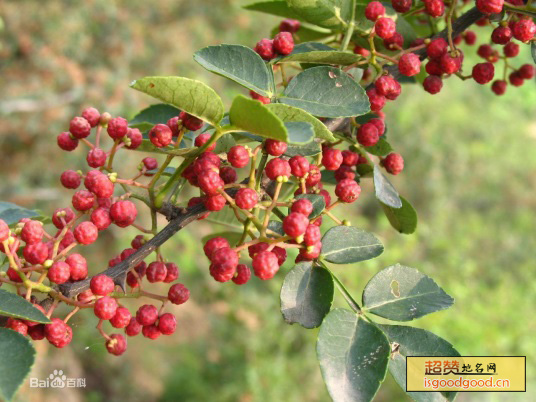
top-left (243, 0), bottom-right (303, 19)
top-left (317, 309), bottom-right (390, 402)
top-left (532, 42), bottom-right (536, 64)
top-left (0, 328), bottom-right (36, 401)
top-left (280, 66), bottom-right (370, 118)
top-left (0, 289), bottom-right (51, 323)
top-left (213, 133), bottom-right (236, 154)
top-left (373, 165), bottom-right (402, 208)
top-left (266, 103), bottom-right (336, 142)
top-left (280, 262), bottom-right (334, 328)
top-left (201, 232), bottom-right (243, 247)
top-left (284, 141), bottom-right (322, 157)
top-left (381, 196), bottom-right (417, 234)
top-left (276, 42), bottom-right (361, 65)
top-left (295, 194), bottom-right (325, 218)
top-left (365, 137), bottom-right (392, 156)
top-left (267, 220), bottom-right (285, 236)
top-left (286, 122), bottom-right (314, 144)
top-left (379, 325), bottom-right (460, 402)
top-left (129, 104), bottom-right (180, 130)
top-left (229, 95), bottom-right (288, 141)
top-left (194, 45), bottom-right (275, 98)
top-left (356, 163), bottom-right (373, 177)
top-left (362, 263), bottom-right (454, 321)
top-left (321, 226), bottom-right (384, 264)
top-left (0, 208), bottom-right (39, 226)
top-left (286, 0), bottom-right (353, 29)
top-left (130, 76), bottom-right (224, 127)
top-left (146, 167), bottom-right (177, 177)
top-left (205, 208), bottom-right (245, 231)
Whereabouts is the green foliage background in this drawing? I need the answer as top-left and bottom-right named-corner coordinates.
top-left (0, 0), bottom-right (535, 401)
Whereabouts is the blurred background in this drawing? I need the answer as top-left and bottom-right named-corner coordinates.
top-left (1, 0), bottom-right (535, 401)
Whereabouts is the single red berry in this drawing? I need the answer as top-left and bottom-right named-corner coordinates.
top-left (299, 242), bottom-right (322, 260)
top-left (49, 324), bottom-right (72, 348)
top-left (94, 296), bottom-right (118, 320)
top-left (252, 251), bottom-right (279, 280)
top-left (158, 313), bottom-right (177, 335)
top-left (110, 200), bottom-right (137, 227)
top-left (250, 90), bottom-right (271, 104)
top-left (232, 264), bottom-right (251, 285)
top-left (146, 261), bottom-right (167, 283)
top-left (319, 189), bottom-right (332, 207)
top-left (341, 151), bottom-right (359, 166)
top-left (519, 64), bottom-right (535, 80)
top-left (21, 220), bottom-right (43, 244)
top-left (47, 261), bottom-right (70, 284)
top-left (369, 118), bottom-right (385, 136)
top-left (198, 169), bottom-right (224, 196)
top-left (88, 173), bottom-right (115, 199)
top-left (65, 253), bottom-right (88, 281)
top-left (69, 116), bottom-right (91, 139)
top-left (423, 75), bottom-right (443, 94)
top-left (391, 0), bottom-right (411, 13)
top-left (477, 44), bottom-right (493, 60)
top-left (353, 45), bottom-right (370, 57)
top-left (273, 32), bottom-right (294, 55)
top-left (142, 157), bottom-right (158, 172)
top-left (491, 26), bottom-right (512, 45)
top-left (90, 207), bottom-right (112, 231)
top-left (424, 0), bottom-right (445, 17)
top-left (74, 221), bottom-right (98, 245)
top-left (265, 139), bottom-right (288, 157)
top-left (110, 307), bottom-right (132, 329)
top-left (273, 246), bottom-right (287, 266)
top-left (167, 116), bottom-right (180, 136)
top-left (491, 79), bottom-right (507, 95)
top-left (305, 164), bottom-right (322, 187)
top-left (365, 2), bottom-right (385, 21)
top-left (164, 262), bottom-right (179, 283)
top-left (149, 124), bottom-right (172, 148)
top-left (125, 128), bottom-right (143, 150)
top-left (291, 198), bottom-right (313, 217)
top-left (440, 52), bottom-right (462, 74)
top-left (86, 148), bottom-right (107, 168)
top-left (503, 42), bottom-right (520, 58)
top-left (476, 0), bottom-right (504, 15)
top-left (398, 53), bottom-right (421, 77)
top-left (6, 267), bottom-right (23, 282)
top-left (375, 75), bottom-right (401, 100)
top-left (508, 71), bottom-right (524, 87)
top-left (60, 170), bottom-right (81, 189)
top-left (131, 235), bottom-right (145, 250)
top-left (366, 88), bottom-right (386, 112)
top-left (235, 188), bottom-right (258, 210)
top-left (194, 153), bottom-right (221, 176)
top-left (44, 318), bottom-right (67, 342)
top-left (82, 107), bottom-right (100, 127)
top-left (426, 60), bottom-right (443, 76)
top-left (248, 242), bottom-right (269, 258)
top-left (228, 145), bottom-right (250, 168)
top-left (279, 19), bottom-right (300, 33)
top-left (168, 283), bottom-right (190, 305)
top-left (283, 212), bottom-right (309, 237)
top-left (335, 179), bottom-right (361, 203)
top-left (211, 247), bottom-right (239, 270)
top-left (78, 289), bottom-right (94, 304)
top-left (382, 153), bottom-right (404, 175)
top-left (203, 237), bottom-right (230, 259)
top-left (194, 132), bottom-right (217, 152)
top-left (125, 317), bottom-right (143, 336)
top-left (210, 261), bottom-right (235, 282)
top-left (91, 274), bottom-right (115, 296)
top-left (357, 123), bottom-right (380, 147)
top-left (107, 117), bottom-right (128, 139)
top-left (464, 31), bottom-right (477, 45)
top-left (106, 334), bottom-right (127, 356)
top-left (304, 224), bottom-right (321, 246)
top-left (472, 62), bottom-right (495, 84)
top-left (265, 158), bottom-right (291, 180)
top-left (512, 19), bottom-right (535, 42)
top-left (142, 324), bottom-right (162, 340)
top-left (289, 155), bottom-right (310, 178)
top-left (57, 132), bottom-right (79, 151)
top-left (375, 17), bottom-right (396, 39)
top-left (335, 165), bottom-right (356, 182)
top-left (136, 304), bottom-right (158, 326)
top-left (322, 148), bottom-right (343, 171)
top-left (6, 318), bottom-right (28, 336)
top-left (180, 111), bottom-right (204, 131)
top-left (204, 194), bottom-right (227, 211)
top-left (23, 242), bottom-right (48, 265)
top-left (384, 32), bottom-right (403, 51)
top-left (28, 324), bottom-right (46, 340)
top-left (72, 190), bottom-right (95, 211)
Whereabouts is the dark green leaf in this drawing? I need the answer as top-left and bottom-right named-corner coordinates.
top-left (0, 328), bottom-right (36, 401)
top-left (317, 309), bottom-right (390, 402)
top-left (229, 95), bottom-right (288, 141)
top-left (130, 76), bottom-right (224, 127)
top-left (205, 208), bottom-right (244, 231)
top-left (532, 42), bottom-right (536, 64)
top-left (381, 196), bottom-right (417, 234)
top-left (0, 208), bottom-right (39, 226)
top-left (146, 167), bottom-right (176, 177)
top-left (280, 262), bottom-right (334, 328)
top-left (129, 104), bottom-right (180, 130)
top-left (346, 66), bottom-right (364, 83)
top-left (267, 221), bottom-right (285, 236)
top-left (194, 45), bottom-right (275, 98)
top-left (362, 263), bottom-right (454, 321)
top-left (266, 103), bottom-right (336, 141)
top-left (213, 133), bottom-right (236, 154)
top-left (277, 42), bottom-right (361, 65)
top-left (0, 289), bottom-right (50, 323)
top-left (286, 0), bottom-right (353, 29)
top-left (295, 194), bottom-right (326, 218)
top-left (286, 122), bottom-right (314, 145)
top-left (201, 232), bottom-right (243, 247)
top-left (284, 141), bottom-right (322, 157)
top-left (320, 169), bottom-right (338, 185)
top-left (365, 137), bottom-right (392, 156)
top-left (373, 165), bottom-right (402, 208)
top-left (356, 163), bottom-right (373, 177)
top-left (280, 66), bottom-right (370, 118)
top-left (379, 324), bottom-right (460, 402)
top-left (321, 226), bottom-right (384, 264)
top-left (243, 0), bottom-right (303, 19)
